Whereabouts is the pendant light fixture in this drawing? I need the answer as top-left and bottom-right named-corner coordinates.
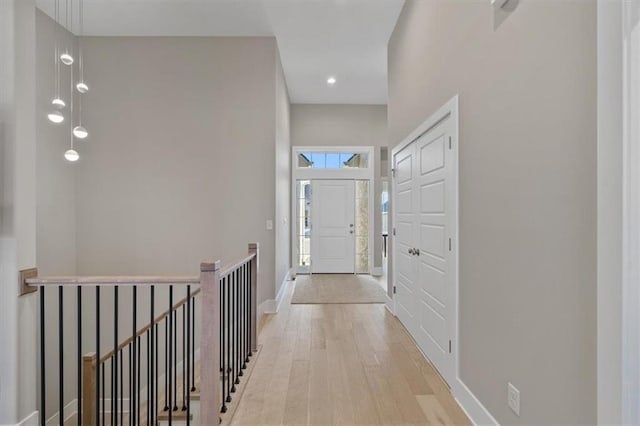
top-left (65, 45), bottom-right (80, 162)
top-left (75, 0), bottom-right (88, 94)
top-left (48, 0), bottom-right (66, 123)
top-left (73, 0), bottom-right (88, 140)
top-left (60, 0), bottom-right (74, 66)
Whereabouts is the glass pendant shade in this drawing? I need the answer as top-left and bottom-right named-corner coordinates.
top-left (64, 149), bottom-right (79, 162)
top-left (52, 97), bottom-right (65, 108)
top-left (60, 52), bottom-right (74, 65)
top-left (73, 125), bottom-right (88, 139)
top-left (47, 110), bottom-right (64, 123)
top-left (76, 82), bottom-right (89, 93)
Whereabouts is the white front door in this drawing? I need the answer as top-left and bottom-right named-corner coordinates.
top-left (393, 110), bottom-right (457, 385)
top-left (311, 180), bottom-right (355, 273)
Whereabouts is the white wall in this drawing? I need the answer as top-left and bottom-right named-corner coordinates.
top-left (388, 1), bottom-right (596, 424)
top-left (290, 104), bottom-right (387, 273)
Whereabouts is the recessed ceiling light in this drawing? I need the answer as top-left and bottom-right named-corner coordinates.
top-left (327, 76), bottom-right (337, 85)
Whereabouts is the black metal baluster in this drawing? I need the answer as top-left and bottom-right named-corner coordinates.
top-left (129, 344), bottom-right (132, 426)
top-left (137, 335), bottom-right (141, 426)
top-left (40, 287), bottom-right (45, 426)
top-left (238, 267), bottom-right (243, 377)
top-left (59, 286), bottom-right (64, 426)
top-left (241, 265), bottom-right (246, 371)
top-left (173, 309), bottom-right (178, 412)
top-left (149, 286), bottom-right (154, 426)
top-left (182, 304), bottom-right (186, 411)
top-left (169, 286), bottom-right (173, 425)
top-left (226, 274), bottom-right (232, 403)
top-left (113, 287), bottom-right (118, 426)
top-left (220, 276), bottom-right (226, 413)
top-left (101, 362), bottom-right (105, 426)
top-left (231, 270), bottom-right (236, 394)
top-left (77, 287), bottom-right (83, 426)
top-left (164, 316), bottom-right (169, 412)
top-left (248, 263), bottom-right (252, 358)
top-left (146, 330), bottom-right (150, 426)
top-left (132, 286), bottom-right (137, 424)
top-left (245, 264), bottom-right (250, 363)
top-left (190, 300), bottom-right (195, 393)
top-left (186, 285), bottom-right (191, 425)
top-left (235, 269), bottom-right (241, 386)
top-left (155, 321), bottom-right (159, 424)
top-left (96, 287), bottom-right (101, 426)
top-left (151, 286), bottom-right (156, 426)
top-left (119, 349), bottom-right (123, 426)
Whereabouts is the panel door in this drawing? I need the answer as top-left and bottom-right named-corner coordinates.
top-left (415, 117), bottom-right (455, 384)
top-left (393, 144), bottom-right (419, 336)
top-left (311, 180), bottom-right (355, 273)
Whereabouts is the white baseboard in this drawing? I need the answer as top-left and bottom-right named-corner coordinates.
top-left (384, 294), bottom-right (394, 315)
top-left (371, 266), bottom-right (383, 276)
top-left (16, 411), bottom-right (38, 426)
top-left (453, 378), bottom-right (499, 426)
top-left (275, 270), bottom-right (292, 312)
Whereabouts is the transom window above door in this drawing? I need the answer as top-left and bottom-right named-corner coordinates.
top-left (297, 151), bottom-right (370, 169)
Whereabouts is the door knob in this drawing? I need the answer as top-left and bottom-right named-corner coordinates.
top-left (350, 230), bottom-right (354, 234)
top-left (349, 224), bottom-right (354, 227)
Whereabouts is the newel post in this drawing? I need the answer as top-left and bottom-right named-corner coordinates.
top-left (82, 353), bottom-right (97, 426)
top-left (200, 260), bottom-right (221, 425)
top-left (249, 243), bottom-right (259, 352)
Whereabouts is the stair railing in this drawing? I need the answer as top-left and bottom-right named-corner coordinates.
top-left (27, 242), bottom-right (259, 426)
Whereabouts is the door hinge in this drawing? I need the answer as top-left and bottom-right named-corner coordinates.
top-left (393, 227), bottom-right (396, 236)
top-left (449, 238), bottom-right (452, 251)
top-left (449, 340), bottom-right (452, 353)
top-left (391, 168), bottom-right (396, 178)
top-left (393, 286), bottom-right (397, 294)
top-left (449, 136), bottom-right (452, 150)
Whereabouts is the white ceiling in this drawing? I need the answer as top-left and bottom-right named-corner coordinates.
top-left (35, 0), bottom-right (405, 104)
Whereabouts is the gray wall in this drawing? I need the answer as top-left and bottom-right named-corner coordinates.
top-left (291, 104), bottom-right (387, 271)
top-left (275, 55), bottom-right (291, 297)
top-left (76, 36), bottom-right (282, 309)
top-left (388, 1), bottom-right (596, 424)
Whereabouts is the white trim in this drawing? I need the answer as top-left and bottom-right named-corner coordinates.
top-left (384, 294), bottom-right (394, 315)
top-left (258, 299), bottom-right (277, 317)
top-left (452, 379), bottom-right (500, 426)
top-left (371, 266), bottom-right (383, 276)
top-left (16, 411), bottom-right (39, 426)
top-left (275, 269), bottom-right (292, 312)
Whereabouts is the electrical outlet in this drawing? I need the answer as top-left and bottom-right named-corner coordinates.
top-left (507, 382), bottom-right (520, 416)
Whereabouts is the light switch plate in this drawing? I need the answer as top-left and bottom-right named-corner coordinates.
top-left (266, 220), bottom-right (273, 230)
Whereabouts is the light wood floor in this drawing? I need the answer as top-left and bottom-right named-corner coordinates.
top-left (231, 282), bottom-right (471, 426)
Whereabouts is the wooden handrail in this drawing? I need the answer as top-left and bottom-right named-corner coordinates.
top-left (98, 287), bottom-right (202, 364)
top-left (220, 253), bottom-right (256, 278)
top-left (26, 275), bottom-right (200, 287)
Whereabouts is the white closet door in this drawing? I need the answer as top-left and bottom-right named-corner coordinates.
top-left (393, 145), bottom-right (419, 335)
top-left (311, 180), bottom-right (355, 273)
top-left (414, 118), bottom-right (454, 384)
top-left (393, 111), bottom-right (456, 385)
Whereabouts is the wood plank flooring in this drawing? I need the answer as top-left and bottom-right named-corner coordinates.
top-left (231, 280), bottom-right (471, 426)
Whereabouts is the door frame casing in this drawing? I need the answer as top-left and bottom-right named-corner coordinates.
top-left (291, 146), bottom-right (375, 275)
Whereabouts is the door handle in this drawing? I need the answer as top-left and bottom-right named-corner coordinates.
top-left (408, 248), bottom-right (415, 255)
top-left (350, 230), bottom-right (354, 234)
top-left (414, 248), bottom-right (420, 256)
